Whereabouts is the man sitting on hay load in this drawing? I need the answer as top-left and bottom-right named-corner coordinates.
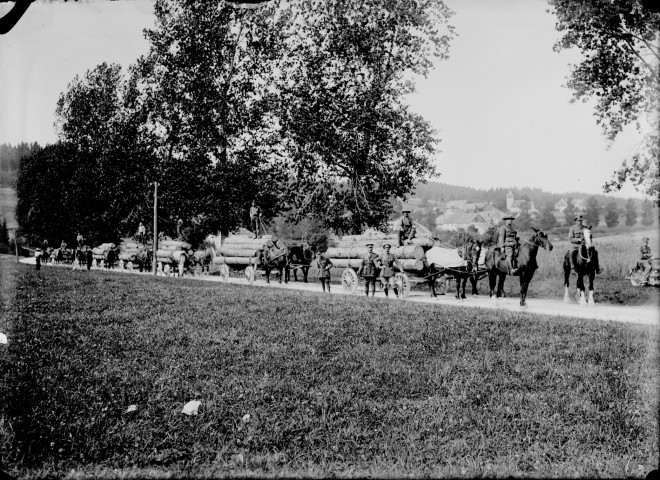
top-left (397, 210), bottom-right (417, 246)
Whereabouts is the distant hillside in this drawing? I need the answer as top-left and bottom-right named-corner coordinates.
top-left (412, 181), bottom-right (645, 209)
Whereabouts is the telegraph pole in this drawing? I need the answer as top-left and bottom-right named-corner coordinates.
top-left (152, 182), bottom-right (158, 275)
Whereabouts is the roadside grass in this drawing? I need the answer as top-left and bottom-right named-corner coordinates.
top-left (1, 262), bottom-right (658, 478)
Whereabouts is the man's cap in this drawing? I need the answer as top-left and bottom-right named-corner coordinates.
top-left (503, 216), bottom-right (515, 221)
top-left (402, 210), bottom-right (411, 213)
top-left (365, 243), bottom-right (374, 247)
top-left (643, 237), bottom-right (649, 241)
top-left (383, 243), bottom-right (391, 249)
top-left (574, 214), bottom-right (584, 221)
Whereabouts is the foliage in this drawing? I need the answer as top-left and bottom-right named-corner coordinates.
top-left (584, 197), bottom-right (601, 227)
top-left (1, 264), bottom-right (657, 478)
top-left (515, 202), bottom-right (533, 231)
top-left (418, 206), bottom-right (438, 232)
top-left (547, 0), bottom-right (660, 203)
top-left (539, 201), bottom-right (558, 230)
top-left (272, 0), bottom-right (455, 234)
top-left (604, 201), bottom-right (621, 228)
top-left (625, 198), bottom-right (638, 226)
top-left (640, 200), bottom-right (655, 226)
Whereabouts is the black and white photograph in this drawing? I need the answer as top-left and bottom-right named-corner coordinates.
top-left (0, 0), bottom-right (658, 477)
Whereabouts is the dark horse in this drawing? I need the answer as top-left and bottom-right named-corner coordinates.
top-left (452, 241), bottom-right (483, 299)
top-left (256, 243), bottom-right (289, 284)
top-left (484, 228), bottom-right (553, 307)
top-left (563, 226), bottom-right (599, 306)
top-left (285, 243), bottom-right (314, 282)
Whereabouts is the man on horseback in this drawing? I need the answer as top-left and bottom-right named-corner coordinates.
top-left (567, 214), bottom-right (600, 275)
top-left (357, 243), bottom-right (379, 297)
top-left (376, 244), bottom-right (403, 297)
top-left (567, 214), bottom-right (585, 273)
top-left (498, 216), bottom-right (519, 275)
top-left (397, 210), bottom-right (416, 246)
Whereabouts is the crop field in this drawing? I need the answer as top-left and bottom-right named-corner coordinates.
top-left (0, 260), bottom-right (658, 478)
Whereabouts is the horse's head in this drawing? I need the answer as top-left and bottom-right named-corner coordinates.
top-left (468, 241), bottom-right (482, 266)
top-left (582, 226), bottom-right (593, 249)
top-left (530, 228), bottom-right (553, 251)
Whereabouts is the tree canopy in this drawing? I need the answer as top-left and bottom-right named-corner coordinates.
top-left (548, 0), bottom-right (660, 204)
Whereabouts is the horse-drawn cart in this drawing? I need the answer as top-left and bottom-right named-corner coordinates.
top-left (211, 234), bottom-right (277, 283)
top-left (155, 240), bottom-right (191, 276)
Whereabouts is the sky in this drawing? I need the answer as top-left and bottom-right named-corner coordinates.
top-left (0, 0), bottom-right (652, 199)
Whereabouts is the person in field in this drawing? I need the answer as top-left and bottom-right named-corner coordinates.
top-left (498, 216), bottom-right (519, 275)
top-left (640, 237), bottom-right (653, 284)
top-left (376, 244), bottom-right (403, 297)
top-left (357, 243), bottom-right (379, 297)
top-left (397, 210), bottom-right (416, 246)
top-left (315, 251), bottom-right (333, 293)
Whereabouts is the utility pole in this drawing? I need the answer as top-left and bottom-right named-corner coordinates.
top-left (153, 182), bottom-right (158, 275)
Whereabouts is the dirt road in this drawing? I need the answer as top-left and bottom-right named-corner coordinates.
top-left (17, 257), bottom-right (659, 326)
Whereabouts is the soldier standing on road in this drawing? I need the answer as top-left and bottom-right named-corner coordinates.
top-left (357, 243), bottom-right (379, 297)
top-left (315, 251), bottom-right (333, 293)
top-left (397, 210), bottom-right (416, 247)
top-left (250, 201), bottom-right (262, 239)
top-left (640, 237), bottom-right (653, 284)
top-left (498, 216), bottom-right (519, 275)
top-left (376, 244), bottom-right (403, 298)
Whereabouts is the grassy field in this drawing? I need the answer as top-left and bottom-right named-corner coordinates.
top-left (0, 261), bottom-right (658, 478)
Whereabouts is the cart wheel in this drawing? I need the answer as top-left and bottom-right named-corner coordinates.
top-left (245, 266), bottom-right (255, 284)
top-left (342, 268), bottom-right (359, 294)
top-left (394, 273), bottom-right (411, 298)
top-left (178, 261), bottom-right (185, 277)
top-left (119, 259), bottom-right (125, 270)
top-left (126, 261), bottom-right (133, 271)
top-left (630, 268), bottom-right (645, 286)
top-left (163, 263), bottom-right (170, 275)
top-left (219, 263), bottom-right (229, 282)
top-left (194, 265), bottom-right (201, 276)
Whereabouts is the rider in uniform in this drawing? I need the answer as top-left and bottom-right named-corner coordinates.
top-left (376, 244), bottom-right (403, 297)
top-left (640, 237), bottom-right (653, 284)
top-left (357, 243), bottom-right (379, 297)
top-left (498, 216), bottom-right (519, 275)
top-left (397, 210), bottom-right (416, 247)
top-left (567, 214), bottom-right (585, 273)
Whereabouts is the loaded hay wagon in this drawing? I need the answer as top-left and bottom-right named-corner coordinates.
top-left (331, 231), bottom-right (437, 297)
top-left (211, 233), bottom-right (278, 283)
top-left (155, 239), bottom-right (191, 277)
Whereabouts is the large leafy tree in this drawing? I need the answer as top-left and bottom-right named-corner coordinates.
top-left (548, 0), bottom-right (660, 204)
top-left (52, 62), bottom-right (159, 240)
top-left (271, 0), bottom-right (455, 233)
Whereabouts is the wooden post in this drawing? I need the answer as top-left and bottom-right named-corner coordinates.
top-left (152, 182), bottom-right (158, 275)
top-left (12, 227), bottom-right (18, 263)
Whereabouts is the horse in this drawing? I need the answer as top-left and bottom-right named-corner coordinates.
top-left (484, 228), bottom-right (554, 307)
top-left (285, 243), bottom-right (314, 282)
top-left (256, 244), bottom-right (289, 284)
top-left (563, 226), bottom-right (600, 306)
top-left (192, 247), bottom-right (213, 275)
top-left (452, 240), bottom-right (483, 299)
